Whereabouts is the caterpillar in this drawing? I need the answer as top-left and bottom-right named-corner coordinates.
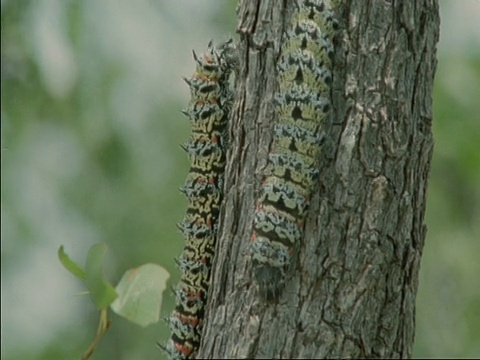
top-left (162, 40), bottom-right (235, 360)
top-left (251, 0), bottom-right (339, 299)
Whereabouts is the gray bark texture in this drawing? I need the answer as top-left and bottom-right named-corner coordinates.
top-left (198, 0), bottom-right (439, 358)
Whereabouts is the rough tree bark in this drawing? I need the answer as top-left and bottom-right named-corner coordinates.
top-left (198, 0), bottom-right (439, 358)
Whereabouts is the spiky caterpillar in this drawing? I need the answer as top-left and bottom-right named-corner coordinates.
top-left (163, 40), bottom-right (235, 360)
top-left (251, 0), bottom-right (339, 299)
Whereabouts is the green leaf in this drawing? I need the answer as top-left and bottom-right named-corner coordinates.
top-left (58, 245), bottom-right (86, 281)
top-left (111, 263), bottom-right (170, 327)
top-left (85, 244), bottom-right (117, 309)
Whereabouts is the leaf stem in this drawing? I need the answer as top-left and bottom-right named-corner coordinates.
top-left (80, 308), bottom-right (111, 360)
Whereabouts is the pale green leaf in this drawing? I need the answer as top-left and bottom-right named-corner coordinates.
top-left (111, 263), bottom-right (170, 327)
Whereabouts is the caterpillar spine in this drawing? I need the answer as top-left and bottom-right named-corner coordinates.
top-left (251, 0), bottom-right (339, 299)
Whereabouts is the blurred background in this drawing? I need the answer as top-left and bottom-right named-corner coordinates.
top-left (1, 0), bottom-right (479, 359)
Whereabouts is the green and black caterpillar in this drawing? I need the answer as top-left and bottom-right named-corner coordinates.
top-left (162, 40), bottom-right (235, 359)
top-left (250, 0), bottom-right (339, 299)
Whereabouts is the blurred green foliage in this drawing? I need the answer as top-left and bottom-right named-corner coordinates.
top-left (2, 1), bottom-right (236, 359)
top-left (414, 54), bottom-right (480, 358)
top-left (1, 0), bottom-right (479, 359)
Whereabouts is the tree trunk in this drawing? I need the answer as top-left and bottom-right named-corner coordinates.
top-left (198, 0), bottom-right (440, 358)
